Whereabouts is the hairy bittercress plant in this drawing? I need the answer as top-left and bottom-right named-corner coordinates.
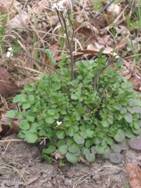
top-left (7, 56), bottom-right (141, 163)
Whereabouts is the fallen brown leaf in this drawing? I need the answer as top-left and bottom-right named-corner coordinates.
top-left (7, 11), bottom-right (29, 29)
top-left (0, 67), bottom-right (19, 97)
top-left (115, 36), bottom-right (129, 51)
top-left (0, 113), bottom-right (19, 137)
top-left (78, 43), bottom-right (119, 57)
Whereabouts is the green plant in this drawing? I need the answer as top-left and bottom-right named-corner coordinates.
top-left (127, 6), bottom-right (141, 30)
top-left (11, 40), bottom-right (22, 56)
top-left (92, 0), bottom-right (104, 11)
top-left (7, 56), bottom-right (141, 163)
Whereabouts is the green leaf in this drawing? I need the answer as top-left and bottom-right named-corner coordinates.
top-left (131, 107), bottom-right (141, 113)
top-left (20, 120), bottom-right (30, 130)
top-left (125, 130), bottom-right (134, 139)
top-left (24, 85), bottom-right (34, 92)
top-left (133, 122), bottom-right (140, 130)
top-left (28, 95), bottom-right (35, 103)
top-left (67, 127), bottom-right (75, 137)
top-left (83, 148), bottom-right (88, 155)
top-left (56, 131), bottom-right (65, 139)
top-left (66, 139), bottom-right (74, 146)
top-left (95, 144), bottom-right (109, 155)
top-left (80, 131), bottom-right (87, 139)
top-left (45, 117), bottom-right (55, 124)
top-left (45, 49), bottom-right (56, 65)
top-left (83, 148), bottom-right (95, 162)
top-left (129, 99), bottom-right (141, 106)
top-left (132, 128), bottom-right (141, 135)
top-left (26, 115), bottom-right (35, 122)
top-left (109, 153), bottom-right (122, 164)
top-left (42, 154), bottom-right (52, 163)
top-left (120, 107), bottom-right (127, 114)
top-left (47, 109), bottom-right (56, 116)
top-left (90, 146), bottom-right (96, 154)
top-left (13, 94), bottom-right (26, 103)
top-left (86, 129), bottom-right (94, 138)
top-left (124, 113), bottom-right (132, 123)
top-left (84, 139), bottom-right (93, 148)
top-left (68, 144), bottom-right (80, 154)
top-left (101, 121), bottom-right (109, 128)
top-left (43, 145), bottom-right (56, 154)
top-left (73, 133), bottom-right (85, 145)
top-left (106, 138), bottom-right (113, 146)
top-left (24, 132), bottom-right (38, 143)
top-left (114, 129), bottom-right (125, 142)
top-left (6, 110), bottom-right (17, 119)
top-left (66, 152), bottom-right (78, 163)
top-left (22, 103), bottom-right (31, 109)
top-left (58, 145), bottom-right (68, 154)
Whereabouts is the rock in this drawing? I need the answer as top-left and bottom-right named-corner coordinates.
top-left (128, 136), bottom-right (141, 151)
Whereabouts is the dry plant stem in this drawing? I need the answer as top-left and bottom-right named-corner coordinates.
top-left (0, 162), bottom-right (26, 183)
top-left (0, 139), bottom-right (23, 143)
top-left (14, 64), bottom-right (42, 74)
top-left (128, 0), bottom-right (135, 18)
top-left (56, 10), bottom-right (75, 80)
top-left (7, 0), bottom-right (15, 19)
top-left (23, 0), bottom-right (29, 9)
top-left (61, 12), bottom-right (75, 80)
top-left (2, 141), bottom-right (11, 155)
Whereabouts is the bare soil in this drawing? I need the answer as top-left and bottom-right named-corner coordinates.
top-left (0, 135), bottom-right (131, 188)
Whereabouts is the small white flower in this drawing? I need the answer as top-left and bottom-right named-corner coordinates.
top-left (52, 3), bottom-right (64, 11)
top-left (6, 47), bottom-right (13, 58)
top-left (56, 121), bottom-right (62, 126)
top-left (8, 47), bottom-right (13, 51)
top-left (52, 0), bottom-right (73, 12)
